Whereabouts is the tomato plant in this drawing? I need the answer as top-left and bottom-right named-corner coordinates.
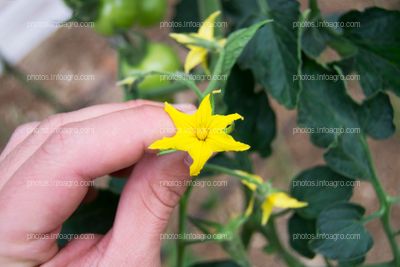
top-left (136, 0), bottom-right (167, 27)
top-left (94, 0), bottom-right (138, 35)
top-left (121, 42), bottom-right (181, 93)
top-left (63, 0), bottom-right (400, 266)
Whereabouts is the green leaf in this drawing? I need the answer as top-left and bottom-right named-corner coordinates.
top-left (300, 0), bottom-right (357, 59)
top-left (189, 216), bottom-right (251, 267)
top-left (221, 0), bottom-right (258, 30)
top-left (291, 166), bottom-right (354, 219)
top-left (310, 202), bottom-right (373, 261)
top-left (299, 0), bottom-right (327, 58)
top-left (63, 0), bottom-right (100, 22)
top-left (58, 189), bottom-right (119, 246)
top-left (298, 59), bottom-right (361, 148)
top-left (288, 214), bottom-right (316, 259)
top-left (338, 256), bottom-right (366, 267)
top-left (340, 8), bottom-right (400, 97)
top-left (225, 65), bottom-right (276, 157)
top-left (221, 20), bottom-right (271, 78)
top-left (298, 59), bottom-right (374, 180)
top-left (324, 134), bottom-right (374, 180)
top-left (172, 0), bottom-right (201, 33)
top-left (357, 92), bottom-right (395, 140)
top-left (238, 0), bottom-right (301, 109)
top-left (190, 260), bottom-right (241, 267)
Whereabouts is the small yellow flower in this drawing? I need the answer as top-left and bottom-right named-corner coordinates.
top-left (241, 175), bottom-right (307, 225)
top-left (235, 170), bottom-right (263, 191)
top-left (149, 94), bottom-right (250, 176)
top-left (170, 11), bottom-right (224, 73)
top-left (261, 192), bottom-right (307, 225)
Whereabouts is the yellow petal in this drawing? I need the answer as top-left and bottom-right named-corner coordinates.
top-left (198, 11), bottom-right (221, 40)
top-left (261, 198), bottom-right (273, 225)
top-left (195, 94), bottom-right (213, 126)
top-left (149, 133), bottom-right (197, 151)
top-left (209, 113), bottom-right (243, 129)
top-left (268, 192), bottom-right (308, 209)
top-left (164, 102), bottom-right (196, 131)
top-left (237, 170), bottom-right (263, 191)
top-left (244, 194), bottom-right (255, 217)
top-left (169, 33), bottom-right (195, 46)
top-left (187, 141), bottom-right (213, 176)
top-left (206, 132), bottom-right (250, 152)
top-left (241, 180), bottom-right (257, 191)
top-left (185, 47), bottom-right (208, 73)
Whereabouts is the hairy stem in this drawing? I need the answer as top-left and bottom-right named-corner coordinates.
top-left (363, 136), bottom-right (400, 265)
top-left (177, 184), bottom-right (194, 267)
top-left (260, 218), bottom-right (306, 267)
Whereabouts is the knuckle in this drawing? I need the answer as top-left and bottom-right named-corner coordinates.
top-left (137, 104), bottom-right (159, 118)
top-left (127, 99), bottom-right (159, 108)
top-left (37, 113), bottom-right (67, 135)
top-left (39, 123), bottom-right (75, 157)
top-left (128, 99), bottom-right (147, 107)
top-left (149, 180), bottom-right (182, 210)
top-left (11, 122), bottom-right (38, 139)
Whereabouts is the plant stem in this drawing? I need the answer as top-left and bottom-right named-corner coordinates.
top-left (388, 196), bottom-right (400, 204)
top-left (363, 136), bottom-right (400, 265)
top-left (260, 218), bottom-right (306, 267)
top-left (203, 50), bottom-right (225, 98)
top-left (257, 0), bottom-right (269, 14)
top-left (139, 82), bottom-right (192, 98)
top-left (204, 163), bottom-right (263, 187)
top-left (323, 257), bottom-right (333, 267)
top-left (177, 184), bottom-right (194, 267)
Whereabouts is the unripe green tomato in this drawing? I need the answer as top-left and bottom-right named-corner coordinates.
top-left (121, 43), bottom-right (181, 100)
top-left (136, 0), bottom-right (167, 27)
top-left (95, 0), bottom-right (138, 36)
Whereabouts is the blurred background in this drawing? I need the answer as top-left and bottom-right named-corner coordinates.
top-left (0, 0), bottom-right (399, 266)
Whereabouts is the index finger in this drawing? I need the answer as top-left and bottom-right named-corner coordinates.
top-left (0, 104), bottom-right (193, 240)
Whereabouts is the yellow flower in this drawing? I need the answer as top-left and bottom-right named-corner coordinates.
top-left (240, 175), bottom-right (307, 225)
top-left (149, 94), bottom-right (250, 176)
top-left (170, 11), bottom-right (224, 73)
top-left (235, 170), bottom-right (263, 191)
top-left (261, 192), bottom-right (307, 225)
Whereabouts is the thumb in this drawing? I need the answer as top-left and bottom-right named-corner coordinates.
top-left (102, 151), bottom-right (190, 265)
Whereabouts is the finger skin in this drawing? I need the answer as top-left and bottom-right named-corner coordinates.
top-left (0, 121), bottom-right (39, 161)
top-left (46, 152), bottom-right (190, 267)
top-left (0, 100), bottom-right (163, 190)
top-left (0, 104), bottom-right (194, 266)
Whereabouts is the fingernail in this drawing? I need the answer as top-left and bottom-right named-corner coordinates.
top-left (173, 104), bottom-right (196, 113)
top-left (184, 154), bottom-right (193, 167)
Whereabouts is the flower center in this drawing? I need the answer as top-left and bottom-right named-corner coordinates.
top-left (196, 127), bottom-right (209, 141)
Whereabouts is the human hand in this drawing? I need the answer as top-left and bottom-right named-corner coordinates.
top-left (0, 100), bottom-right (195, 267)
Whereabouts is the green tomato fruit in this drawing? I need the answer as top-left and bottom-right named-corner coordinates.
top-left (121, 42), bottom-right (181, 100)
top-left (95, 0), bottom-right (138, 36)
top-left (136, 0), bottom-right (167, 27)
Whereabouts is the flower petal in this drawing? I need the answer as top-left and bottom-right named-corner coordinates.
top-left (195, 93), bottom-right (213, 126)
top-left (198, 11), bottom-right (221, 40)
top-left (185, 47), bottom-right (208, 73)
top-left (206, 132), bottom-right (250, 152)
top-left (169, 33), bottom-right (195, 46)
top-left (245, 194), bottom-right (255, 217)
top-left (209, 113), bottom-right (243, 129)
top-left (187, 141), bottom-right (213, 176)
top-left (268, 192), bottom-right (308, 209)
top-left (164, 102), bottom-right (196, 131)
top-left (261, 198), bottom-right (273, 225)
top-left (149, 134), bottom-right (197, 151)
